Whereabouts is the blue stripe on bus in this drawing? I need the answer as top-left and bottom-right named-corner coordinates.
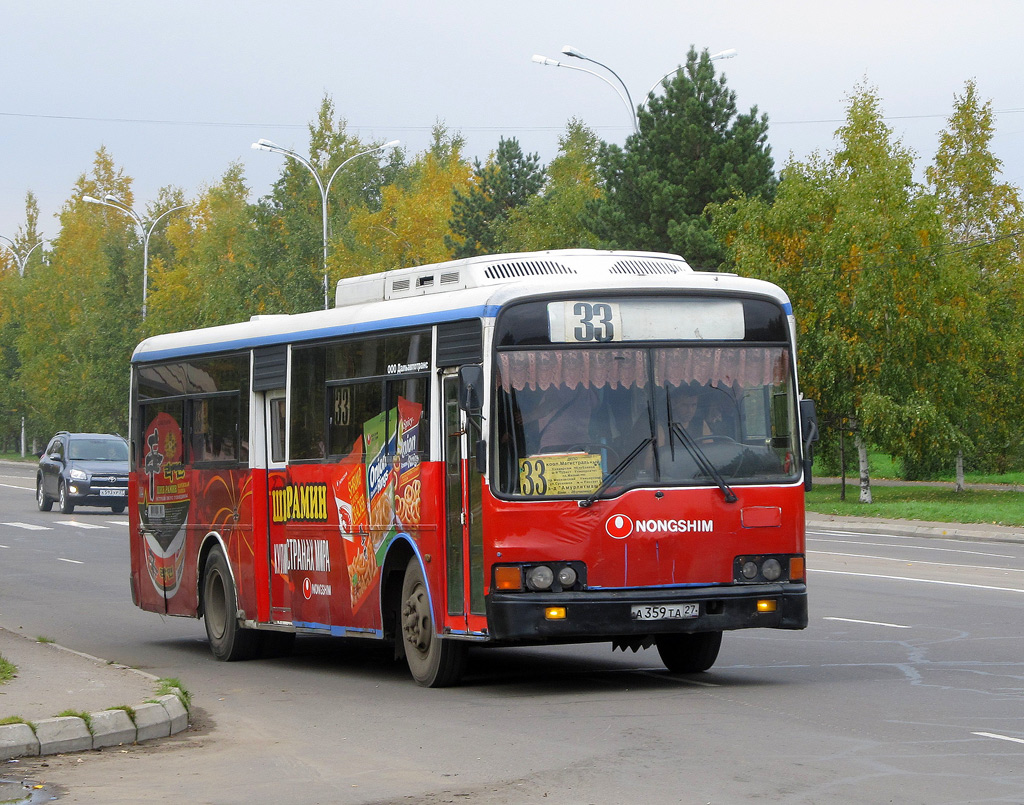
top-left (291, 621), bottom-right (385, 638)
top-left (133, 303), bottom-right (502, 363)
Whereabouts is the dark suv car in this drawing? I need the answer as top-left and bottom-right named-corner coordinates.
top-left (37, 432), bottom-right (130, 514)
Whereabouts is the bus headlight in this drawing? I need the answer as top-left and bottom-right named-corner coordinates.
top-left (526, 565), bottom-right (555, 591)
top-left (733, 555), bottom-right (802, 584)
top-left (762, 558), bottom-right (782, 581)
top-left (493, 562), bottom-right (586, 592)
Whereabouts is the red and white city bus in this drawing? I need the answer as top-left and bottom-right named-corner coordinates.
top-left (128, 249), bottom-right (817, 686)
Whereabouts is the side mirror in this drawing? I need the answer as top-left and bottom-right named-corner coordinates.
top-left (458, 365), bottom-right (483, 413)
top-left (799, 399), bottom-right (819, 491)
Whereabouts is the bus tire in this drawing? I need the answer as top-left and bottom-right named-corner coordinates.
top-left (203, 546), bottom-right (259, 661)
top-left (656, 631), bottom-right (722, 674)
top-left (400, 557), bottom-right (466, 687)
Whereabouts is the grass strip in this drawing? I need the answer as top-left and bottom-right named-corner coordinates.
top-left (807, 484), bottom-right (1024, 527)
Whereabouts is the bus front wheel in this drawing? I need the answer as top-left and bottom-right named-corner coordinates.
top-left (400, 557), bottom-right (466, 687)
top-left (203, 546), bottom-right (259, 661)
top-left (656, 631), bottom-right (722, 674)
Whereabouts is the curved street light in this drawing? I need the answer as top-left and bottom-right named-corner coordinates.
top-left (251, 138), bottom-right (400, 310)
top-left (533, 45), bottom-right (738, 134)
top-left (642, 48), bottom-right (737, 103)
top-left (83, 194), bottom-right (190, 320)
top-left (532, 54), bottom-right (637, 132)
top-left (0, 235), bottom-right (45, 278)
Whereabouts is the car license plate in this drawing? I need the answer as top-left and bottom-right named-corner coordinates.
top-left (631, 603), bottom-right (699, 620)
top-left (99, 489), bottom-right (126, 497)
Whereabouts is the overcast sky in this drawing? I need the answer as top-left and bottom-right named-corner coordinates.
top-left (2, 0), bottom-right (1023, 247)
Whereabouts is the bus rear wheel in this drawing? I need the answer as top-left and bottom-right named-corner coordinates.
top-left (656, 631), bottom-right (722, 674)
top-left (400, 557), bottom-right (466, 687)
top-left (203, 546), bottom-right (259, 661)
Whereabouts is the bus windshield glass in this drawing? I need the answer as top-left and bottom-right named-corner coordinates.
top-left (493, 345), bottom-right (799, 499)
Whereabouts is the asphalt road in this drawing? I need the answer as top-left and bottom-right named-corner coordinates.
top-left (1, 460), bottom-right (1022, 804)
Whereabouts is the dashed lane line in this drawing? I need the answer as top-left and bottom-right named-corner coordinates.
top-left (53, 520), bottom-right (108, 529)
top-left (1, 522), bottom-right (52, 531)
top-left (823, 616), bottom-right (911, 629)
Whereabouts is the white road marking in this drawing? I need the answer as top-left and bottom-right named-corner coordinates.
top-left (972, 731), bottom-right (1024, 745)
top-left (54, 520), bottom-right (107, 530)
top-left (812, 550), bottom-right (1024, 574)
top-left (0, 482), bottom-right (34, 491)
top-left (812, 568), bottom-right (1024, 594)
top-left (824, 617), bottom-right (911, 629)
top-left (57, 557), bottom-right (84, 564)
top-left (1, 522), bottom-right (51, 531)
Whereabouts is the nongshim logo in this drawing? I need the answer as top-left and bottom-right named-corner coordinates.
top-left (605, 514), bottom-right (634, 540)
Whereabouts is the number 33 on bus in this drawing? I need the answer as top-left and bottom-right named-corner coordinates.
top-left (127, 249), bottom-right (819, 687)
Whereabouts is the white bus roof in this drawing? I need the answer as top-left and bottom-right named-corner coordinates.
top-left (132, 249), bottom-right (792, 363)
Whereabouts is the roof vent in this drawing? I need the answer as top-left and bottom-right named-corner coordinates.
top-left (483, 259), bottom-right (576, 280)
top-left (610, 258), bottom-right (685, 276)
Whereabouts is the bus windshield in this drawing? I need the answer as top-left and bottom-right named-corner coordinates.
top-left (494, 345), bottom-right (799, 499)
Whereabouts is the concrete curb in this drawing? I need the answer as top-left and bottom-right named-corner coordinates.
top-left (0, 687), bottom-right (190, 760)
top-left (806, 513), bottom-right (1024, 544)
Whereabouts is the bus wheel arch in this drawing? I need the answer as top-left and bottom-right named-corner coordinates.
top-left (200, 538), bottom-right (260, 661)
top-left (380, 539), bottom-right (415, 650)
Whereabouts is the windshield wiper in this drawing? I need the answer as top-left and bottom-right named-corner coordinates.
top-left (578, 437), bottom-right (654, 508)
top-left (669, 422), bottom-right (738, 504)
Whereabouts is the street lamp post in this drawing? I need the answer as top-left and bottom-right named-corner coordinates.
top-left (0, 235), bottom-right (44, 278)
top-left (83, 194), bottom-right (189, 320)
top-left (251, 138), bottom-right (400, 310)
top-left (533, 45), bottom-right (737, 134)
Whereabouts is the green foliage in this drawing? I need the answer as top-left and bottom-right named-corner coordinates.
top-left (494, 119), bottom-right (603, 252)
top-left (587, 47), bottom-right (776, 269)
top-left (926, 80), bottom-right (1024, 473)
top-left (716, 83), bottom-right (973, 477)
top-left (446, 137), bottom-right (545, 257)
top-left (333, 126), bottom-right (472, 278)
top-left (0, 652), bottom-right (15, 684)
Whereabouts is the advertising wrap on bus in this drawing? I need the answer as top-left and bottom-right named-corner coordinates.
top-left (128, 249), bottom-right (816, 686)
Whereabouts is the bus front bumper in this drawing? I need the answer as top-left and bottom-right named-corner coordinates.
top-left (485, 583), bottom-right (807, 643)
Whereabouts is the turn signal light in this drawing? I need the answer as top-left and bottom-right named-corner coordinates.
top-left (789, 556), bottom-right (805, 582)
top-left (494, 566), bottom-right (523, 591)
top-left (545, 607), bottom-right (567, 620)
top-left (757, 599), bottom-right (778, 613)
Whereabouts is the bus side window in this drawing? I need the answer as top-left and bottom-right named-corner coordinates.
top-left (329, 381), bottom-right (385, 458)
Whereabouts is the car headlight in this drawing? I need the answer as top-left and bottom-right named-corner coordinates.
top-left (70, 468), bottom-right (88, 481)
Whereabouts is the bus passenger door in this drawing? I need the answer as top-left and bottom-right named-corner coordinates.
top-left (442, 371), bottom-right (486, 632)
top-left (262, 390), bottom-right (291, 624)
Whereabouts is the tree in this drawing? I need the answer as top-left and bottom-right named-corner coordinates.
top-left (332, 125), bottom-right (473, 278)
top-left (587, 48), bottom-right (776, 269)
top-left (150, 163), bottom-right (255, 331)
top-left (16, 148), bottom-right (137, 436)
top-left (495, 119), bottom-right (603, 252)
top-left (926, 80), bottom-right (1024, 474)
top-left (446, 137), bottom-right (545, 257)
top-left (248, 94), bottom-right (398, 313)
top-left (716, 83), bottom-right (970, 496)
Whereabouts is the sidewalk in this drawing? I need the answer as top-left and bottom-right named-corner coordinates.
top-left (0, 626), bottom-right (189, 760)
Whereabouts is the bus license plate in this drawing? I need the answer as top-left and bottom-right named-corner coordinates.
top-left (631, 603), bottom-right (699, 620)
top-left (99, 489), bottom-right (125, 497)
